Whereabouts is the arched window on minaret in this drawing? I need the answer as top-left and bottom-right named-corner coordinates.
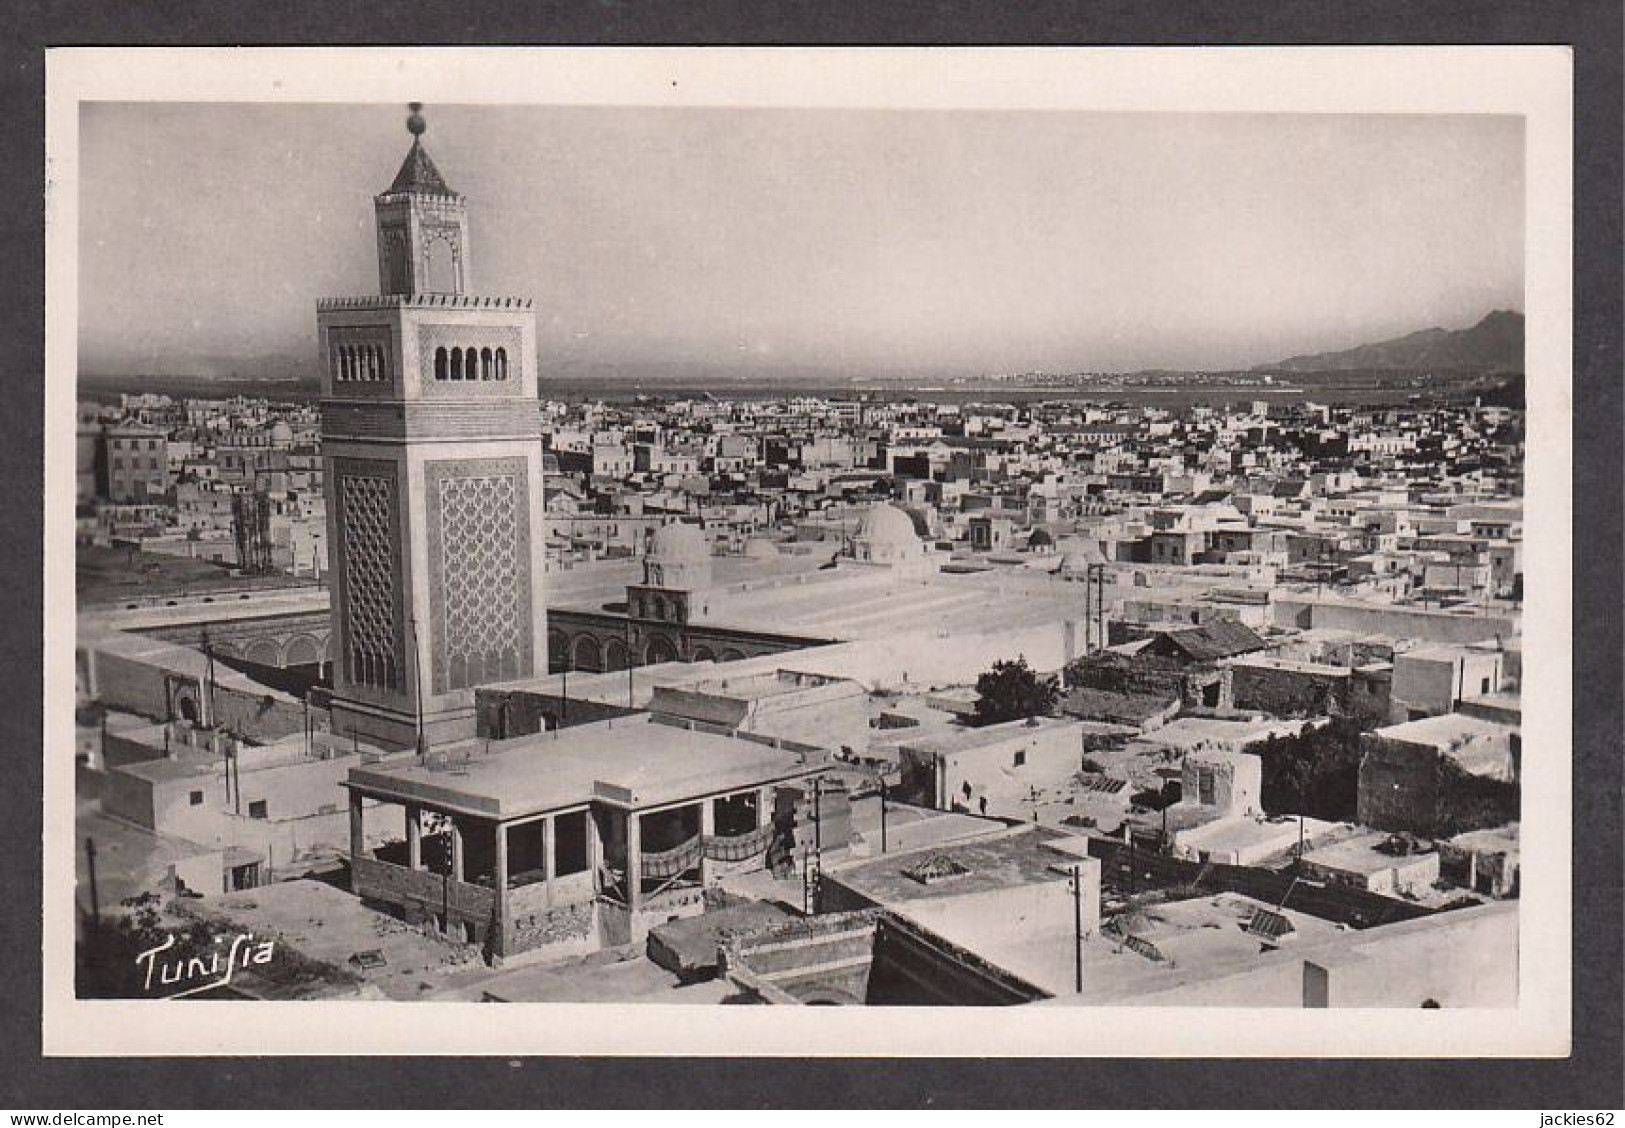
top-left (495, 347), bottom-right (508, 380)
top-left (423, 234), bottom-right (458, 294)
top-left (451, 347), bottom-right (463, 380)
top-left (435, 347), bottom-right (448, 381)
top-left (481, 347), bottom-right (493, 380)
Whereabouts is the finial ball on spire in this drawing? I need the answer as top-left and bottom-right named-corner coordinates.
top-left (406, 102), bottom-right (426, 136)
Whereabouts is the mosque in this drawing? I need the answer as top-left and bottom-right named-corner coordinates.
top-left (69, 107), bottom-right (1102, 963)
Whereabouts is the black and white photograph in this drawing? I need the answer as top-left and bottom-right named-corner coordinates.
top-left (42, 46), bottom-right (1577, 1058)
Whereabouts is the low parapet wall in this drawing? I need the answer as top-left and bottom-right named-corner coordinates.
top-left (1086, 837), bottom-right (1438, 929)
top-left (722, 907), bottom-right (1050, 1006)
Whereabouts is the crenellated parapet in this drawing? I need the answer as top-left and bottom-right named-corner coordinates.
top-left (318, 294), bottom-right (535, 312)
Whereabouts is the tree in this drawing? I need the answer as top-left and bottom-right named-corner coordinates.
top-left (1434, 758), bottom-right (1519, 837)
top-left (972, 656), bottom-right (1058, 727)
top-left (1254, 717), bottom-right (1366, 822)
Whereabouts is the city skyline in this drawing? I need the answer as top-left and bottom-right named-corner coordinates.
top-left (79, 103), bottom-right (1524, 381)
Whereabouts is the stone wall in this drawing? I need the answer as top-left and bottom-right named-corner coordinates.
top-left (1065, 652), bottom-right (1219, 708)
top-left (89, 649), bottom-right (172, 719)
top-left (1229, 663), bottom-right (1351, 719)
top-left (721, 910), bottom-right (882, 1005)
top-left (210, 686), bottom-right (306, 743)
top-left (1356, 738), bottom-right (1439, 834)
top-left (1274, 598), bottom-right (1517, 647)
top-left (1358, 734), bottom-right (1520, 837)
top-left (351, 855), bottom-right (496, 945)
top-left (1085, 837), bottom-right (1436, 929)
top-left (509, 899), bottom-right (598, 959)
top-left (473, 687), bottom-right (635, 739)
top-left (87, 645), bottom-right (305, 742)
top-left (866, 912), bottom-right (1051, 1005)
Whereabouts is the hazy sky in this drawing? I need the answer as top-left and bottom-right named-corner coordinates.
top-left (78, 103), bottom-right (1524, 378)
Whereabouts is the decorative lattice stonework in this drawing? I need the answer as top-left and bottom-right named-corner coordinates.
top-left (335, 460), bottom-right (404, 693)
top-left (425, 457), bottom-right (534, 693)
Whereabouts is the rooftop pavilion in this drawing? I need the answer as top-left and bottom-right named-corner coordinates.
top-left (343, 713), bottom-right (828, 960)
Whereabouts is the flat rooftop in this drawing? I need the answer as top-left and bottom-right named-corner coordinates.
top-left (79, 628), bottom-right (300, 704)
top-left (76, 805), bottom-right (217, 906)
top-left (84, 587), bottom-right (330, 632)
top-left (1446, 823), bottom-right (1520, 855)
top-left (1400, 643), bottom-right (1502, 662)
top-left (1303, 833), bottom-right (1431, 876)
top-left (896, 716), bottom-right (1081, 756)
top-left (77, 544), bottom-right (317, 609)
top-left (1228, 655), bottom-right (1352, 677)
top-left (677, 668), bottom-right (855, 703)
top-left (1176, 814), bottom-right (1341, 857)
top-left (1373, 712), bottom-right (1519, 747)
top-left (827, 825), bottom-right (1077, 905)
top-left (346, 714), bottom-right (824, 820)
top-left (1136, 716), bottom-right (1300, 750)
top-left (553, 553), bottom-right (1100, 642)
top-left (914, 890), bottom-right (1341, 1001)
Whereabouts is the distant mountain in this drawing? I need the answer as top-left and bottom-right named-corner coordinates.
top-left (1258, 310), bottom-right (1524, 374)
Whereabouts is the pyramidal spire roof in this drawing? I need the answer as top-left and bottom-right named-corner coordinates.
top-left (384, 103), bottom-right (456, 196)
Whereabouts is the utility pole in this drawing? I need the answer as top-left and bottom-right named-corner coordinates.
top-left (1070, 863), bottom-right (1084, 994)
top-left (1296, 777), bottom-right (1307, 874)
top-left (408, 616), bottom-right (428, 758)
top-left (1096, 564), bottom-right (1105, 652)
top-left (801, 847), bottom-right (811, 915)
top-left (1084, 562), bottom-right (1107, 652)
top-left (812, 776), bottom-right (823, 853)
top-left (221, 729), bottom-right (231, 805)
top-left (879, 779), bottom-right (889, 854)
top-left (625, 620), bottom-right (636, 708)
top-left (84, 837), bottom-right (100, 934)
top-left (201, 628), bottom-right (217, 729)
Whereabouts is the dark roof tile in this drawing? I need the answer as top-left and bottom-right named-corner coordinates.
top-left (386, 139), bottom-right (455, 196)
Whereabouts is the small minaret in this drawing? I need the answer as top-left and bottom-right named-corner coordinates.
top-left (318, 104), bottom-right (547, 752)
top-left (373, 103), bottom-right (472, 296)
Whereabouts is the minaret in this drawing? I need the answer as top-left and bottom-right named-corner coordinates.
top-left (319, 104), bottom-right (546, 752)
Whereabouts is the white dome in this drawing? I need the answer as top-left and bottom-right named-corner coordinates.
top-left (650, 522), bottom-right (708, 562)
top-left (644, 522), bottom-right (713, 591)
top-left (854, 504), bottom-right (920, 550)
